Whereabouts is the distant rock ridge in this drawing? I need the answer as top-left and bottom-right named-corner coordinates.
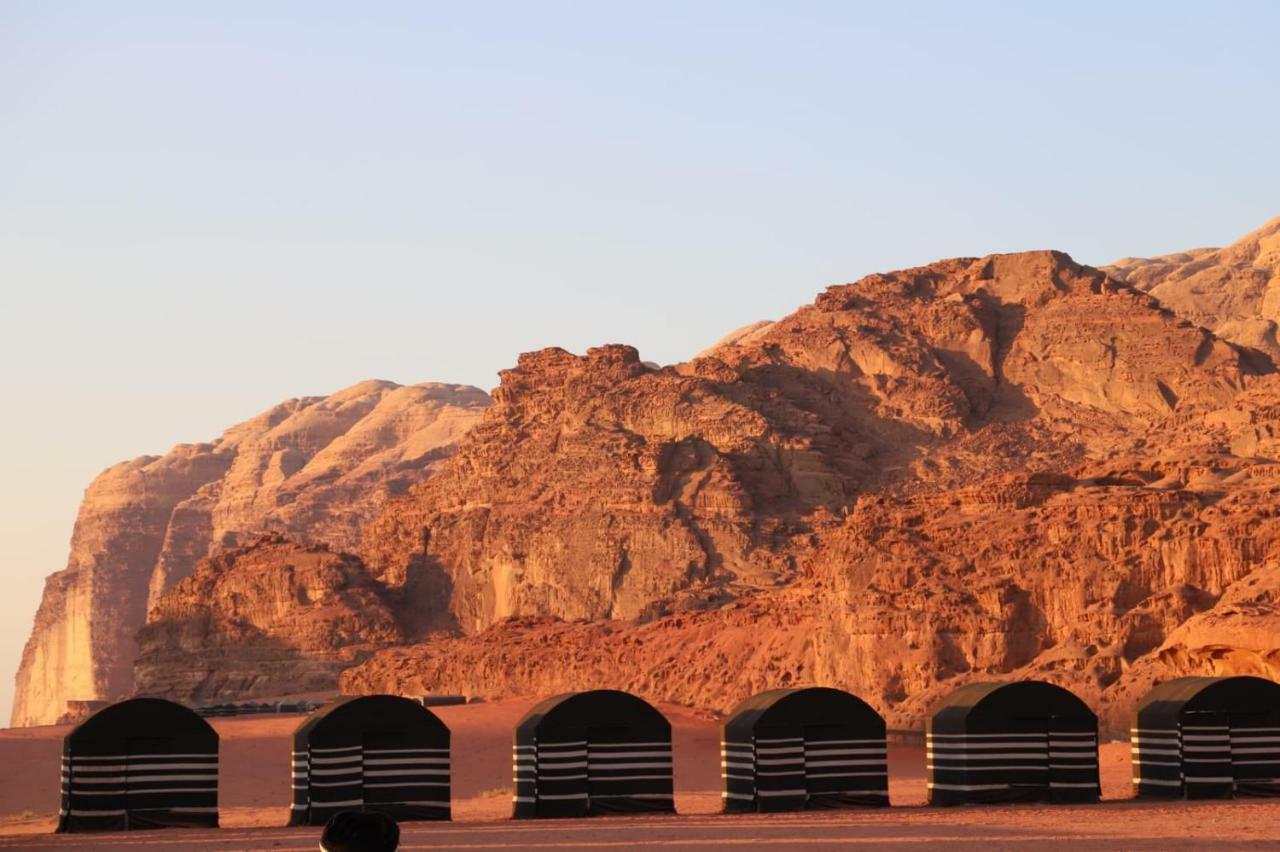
top-left (11, 381), bottom-right (489, 727)
top-left (1106, 216), bottom-right (1280, 363)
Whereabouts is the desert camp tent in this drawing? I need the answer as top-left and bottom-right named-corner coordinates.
top-left (290, 695), bottom-right (451, 826)
top-left (58, 697), bottom-right (219, 833)
top-left (512, 689), bottom-right (675, 818)
top-left (1133, 675), bottom-right (1280, 799)
top-left (927, 680), bottom-right (1099, 806)
top-left (721, 687), bottom-right (888, 812)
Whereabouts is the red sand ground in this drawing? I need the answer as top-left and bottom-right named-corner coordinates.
top-left (2, 698), bottom-right (1278, 849)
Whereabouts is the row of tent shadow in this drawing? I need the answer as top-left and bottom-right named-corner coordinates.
top-left (59, 675), bottom-right (1280, 833)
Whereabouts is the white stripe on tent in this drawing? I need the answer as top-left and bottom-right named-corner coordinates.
top-left (806, 771), bottom-right (887, 779)
top-left (536, 793), bottom-right (589, 801)
top-left (363, 782), bottom-right (449, 789)
top-left (588, 794), bottom-right (673, 800)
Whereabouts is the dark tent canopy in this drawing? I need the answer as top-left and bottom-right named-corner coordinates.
top-left (721, 687), bottom-right (888, 812)
top-left (1133, 675), bottom-right (1280, 799)
top-left (927, 680), bottom-right (1099, 806)
top-left (58, 697), bottom-right (218, 833)
top-left (512, 689), bottom-right (674, 819)
top-left (290, 695), bottom-right (451, 826)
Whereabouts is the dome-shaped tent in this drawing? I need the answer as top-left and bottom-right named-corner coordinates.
top-left (927, 680), bottom-right (1099, 806)
top-left (721, 687), bottom-right (888, 812)
top-left (289, 695), bottom-right (451, 826)
top-left (58, 697), bottom-right (218, 833)
top-left (512, 690), bottom-right (674, 819)
top-left (1133, 675), bottom-right (1280, 799)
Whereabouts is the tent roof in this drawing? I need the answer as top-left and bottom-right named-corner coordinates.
top-left (1135, 676), bottom-right (1280, 730)
top-left (723, 687), bottom-right (885, 740)
top-left (65, 697), bottom-right (216, 753)
top-left (515, 690), bottom-right (669, 740)
top-left (294, 695), bottom-right (448, 748)
top-left (928, 680), bottom-right (1095, 734)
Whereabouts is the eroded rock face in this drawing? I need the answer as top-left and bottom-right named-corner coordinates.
top-left (21, 223), bottom-right (1280, 730)
top-left (361, 251), bottom-right (1255, 635)
top-left (343, 244), bottom-right (1280, 733)
top-left (1106, 216), bottom-right (1280, 363)
top-left (134, 537), bottom-right (405, 703)
top-left (11, 381), bottom-right (488, 726)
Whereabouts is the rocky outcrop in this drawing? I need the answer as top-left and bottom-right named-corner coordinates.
top-left (344, 460), bottom-right (1280, 736)
top-left (134, 537), bottom-right (406, 703)
top-left (360, 251), bottom-right (1255, 633)
top-left (343, 243), bottom-right (1280, 733)
top-left (12, 381), bottom-right (488, 727)
top-left (1106, 216), bottom-right (1280, 363)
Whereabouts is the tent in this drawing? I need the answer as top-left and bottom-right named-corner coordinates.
top-left (927, 680), bottom-right (1099, 806)
top-left (58, 697), bottom-right (218, 833)
top-left (290, 695), bottom-right (451, 826)
top-left (1133, 675), bottom-right (1280, 799)
top-left (721, 687), bottom-right (888, 812)
top-left (512, 689), bottom-right (674, 818)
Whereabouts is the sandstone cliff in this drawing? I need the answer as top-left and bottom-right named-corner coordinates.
top-left (134, 537), bottom-right (406, 703)
top-left (21, 220), bottom-right (1280, 733)
top-left (343, 242), bottom-right (1280, 733)
top-left (12, 381), bottom-right (488, 726)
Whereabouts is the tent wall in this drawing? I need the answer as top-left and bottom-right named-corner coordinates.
top-left (58, 698), bottom-right (218, 833)
top-left (720, 687), bottom-right (888, 813)
top-left (1133, 676), bottom-right (1280, 800)
top-left (927, 681), bottom-right (1099, 806)
top-left (289, 695), bottom-right (450, 826)
top-left (512, 690), bottom-right (674, 819)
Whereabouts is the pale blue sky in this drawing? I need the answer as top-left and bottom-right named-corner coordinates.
top-left (2, 1), bottom-right (1277, 723)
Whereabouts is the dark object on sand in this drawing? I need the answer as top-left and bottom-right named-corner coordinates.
top-left (320, 810), bottom-right (400, 851)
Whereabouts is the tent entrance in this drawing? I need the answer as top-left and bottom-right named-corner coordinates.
top-left (585, 726), bottom-right (664, 815)
top-left (1046, 718), bottom-right (1097, 803)
top-left (1228, 712), bottom-right (1280, 797)
top-left (754, 724), bottom-right (805, 812)
top-left (308, 735), bottom-right (364, 820)
top-left (1181, 711), bottom-right (1233, 799)
top-left (802, 723), bottom-right (886, 808)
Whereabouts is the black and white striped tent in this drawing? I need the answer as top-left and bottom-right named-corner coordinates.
top-left (512, 689), bottom-right (675, 819)
top-left (58, 697), bottom-right (218, 833)
top-left (1133, 675), bottom-right (1280, 799)
top-left (289, 695), bottom-right (451, 826)
top-left (927, 680), bottom-right (1099, 806)
top-left (721, 687), bottom-right (888, 812)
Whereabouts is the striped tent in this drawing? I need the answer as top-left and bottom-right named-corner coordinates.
top-left (289, 695), bottom-right (451, 826)
top-left (1133, 675), bottom-right (1280, 799)
top-left (58, 697), bottom-right (218, 833)
top-left (722, 687), bottom-right (888, 813)
top-left (512, 689), bottom-right (675, 819)
top-left (927, 680), bottom-right (1099, 806)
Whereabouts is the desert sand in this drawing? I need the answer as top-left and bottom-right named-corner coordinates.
top-left (2, 698), bottom-right (1279, 849)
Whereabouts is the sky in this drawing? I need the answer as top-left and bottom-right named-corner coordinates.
top-left (1, 1), bottom-right (1278, 725)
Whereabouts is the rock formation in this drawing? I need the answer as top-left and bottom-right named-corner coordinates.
top-left (18, 218), bottom-right (1280, 734)
top-left (344, 242), bottom-right (1280, 734)
top-left (134, 536), bottom-right (406, 704)
top-left (11, 381), bottom-right (488, 727)
top-left (1106, 216), bottom-right (1280, 363)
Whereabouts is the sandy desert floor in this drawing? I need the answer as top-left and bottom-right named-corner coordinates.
top-left (1, 697), bottom-right (1278, 849)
